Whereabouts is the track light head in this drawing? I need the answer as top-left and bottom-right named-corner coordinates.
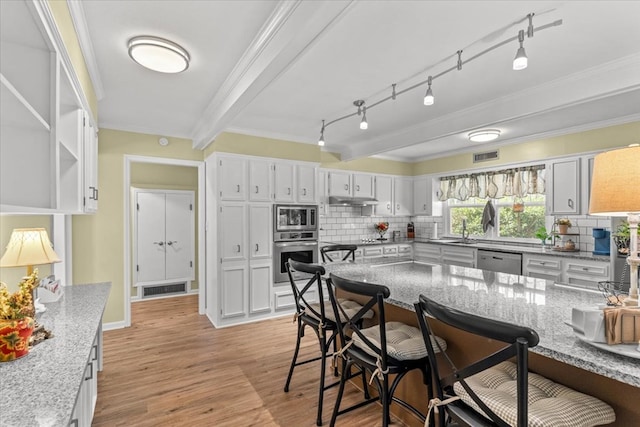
top-left (513, 30), bottom-right (528, 70)
top-left (423, 76), bottom-right (434, 106)
top-left (360, 107), bottom-right (368, 130)
top-left (318, 120), bottom-right (325, 146)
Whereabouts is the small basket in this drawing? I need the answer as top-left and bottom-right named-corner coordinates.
top-left (598, 281), bottom-right (629, 306)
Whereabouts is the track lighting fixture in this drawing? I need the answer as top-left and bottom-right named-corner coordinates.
top-left (423, 76), bottom-right (434, 106)
top-left (318, 120), bottom-right (325, 146)
top-left (360, 106), bottom-right (368, 130)
top-left (316, 12), bottom-right (562, 145)
top-left (513, 30), bottom-right (528, 70)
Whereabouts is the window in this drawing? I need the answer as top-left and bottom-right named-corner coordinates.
top-left (448, 194), bottom-right (546, 240)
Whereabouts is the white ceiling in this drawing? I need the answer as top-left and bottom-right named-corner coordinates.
top-left (75, 0), bottom-right (640, 162)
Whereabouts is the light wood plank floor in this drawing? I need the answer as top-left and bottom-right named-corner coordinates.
top-left (93, 295), bottom-right (410, 426)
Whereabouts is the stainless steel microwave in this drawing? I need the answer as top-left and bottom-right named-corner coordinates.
top-left (274, 204), bottom-right (318, 233)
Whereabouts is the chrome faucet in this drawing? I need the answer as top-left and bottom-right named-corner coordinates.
top-left (462, 219), bottom-right (469, 243)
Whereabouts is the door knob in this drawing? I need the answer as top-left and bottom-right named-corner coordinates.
top-left (153, 241), bottom-right (164, 246)
top-left (167, 241), bottom-right (177, 246)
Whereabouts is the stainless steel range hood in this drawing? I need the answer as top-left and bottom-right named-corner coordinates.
top-left (328, 196), bottom-right (379, 206)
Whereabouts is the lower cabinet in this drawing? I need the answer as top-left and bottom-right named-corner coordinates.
top-left (70, 325), bottom-right (102, 427)
top-left (523, 254), bottom-right (563, 282)
top-left (219, 261), bottom-right (273, 324)
top-left (523, 254), bottom-right (609, 289)
top-left (249, 262), bottom-right (272, 314)
top-left (414, 243), bottom-right (442, 264)
top-left (441, 246), bottom-right (476, 268)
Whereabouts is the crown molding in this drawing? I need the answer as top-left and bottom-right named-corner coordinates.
top-left (66, 0), bottom-right (105, 100)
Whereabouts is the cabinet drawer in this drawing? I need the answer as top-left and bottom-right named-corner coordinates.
top-left (383, 246), bottom-right (398, 255)
top-left (398, 244), bottom-right (412, 254)
top-left (524, 257), bottom-right (561, 271)
top-left (364, 247), bottom-right (384, 257)
top-left (414, 243), bottom-right (441, 257)
top-left (525, 271), bottom-right (563, 282)
top-left (565, 261), bottom-right (609, 279)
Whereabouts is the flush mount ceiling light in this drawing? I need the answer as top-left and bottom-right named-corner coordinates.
top-left (468, 129), bottom-right (501, 143)
top-left (128, 36), bottom-right (190, 73)
top-left (316, 12), bottom-right (562, 145)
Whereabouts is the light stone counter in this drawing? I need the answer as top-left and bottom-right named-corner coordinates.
top-left (0, 282), bottom-right (111, 427)
top-left (323, 261), bottom-right (640, 388)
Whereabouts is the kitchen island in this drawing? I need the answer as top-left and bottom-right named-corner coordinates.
top-left (0, 282), bottom-right (111, 427)
top-left (324, 260), bottom-right (639, 426)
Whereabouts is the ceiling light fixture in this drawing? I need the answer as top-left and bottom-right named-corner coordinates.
top-left (468, 129), bottom-right (501, 143)
top-left (513, 30), bottom-right (528, 70)
top-left (128, 36), bottom-right (190, 73)
top-left (316, 12), bottom-right (561, 145)
top-left (318, 120), bottom-right (325, 146)
top-left (360, 106), bottom-right (368, 130)
top-left (423, 76), bottom-right (434, 106)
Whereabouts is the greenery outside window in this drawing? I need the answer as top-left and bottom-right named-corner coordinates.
top-left (448, 194), bottom-right (546, 240)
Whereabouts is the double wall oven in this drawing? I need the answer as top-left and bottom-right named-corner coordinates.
top-left (273, 204), bottom-right (318, 283)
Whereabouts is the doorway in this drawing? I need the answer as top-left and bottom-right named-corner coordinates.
top-left (123, 155), bottom-right (205, 327)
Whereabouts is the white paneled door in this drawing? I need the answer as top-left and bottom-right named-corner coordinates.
top-left (135, 189), bottom-right (194, 285)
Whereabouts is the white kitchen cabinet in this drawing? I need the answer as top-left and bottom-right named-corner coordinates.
top-left (249, 159), bottom-right (271, 202)
top-left (522, 254), bottom-right (563, 282)
top-left (383, 245), bottom-right (399, 257)
top-left (375, 175), bottom-right (393, 216)
top-left (220, 203), bottom-right (247, 262)
top-left (328, 171), bottom-right (352, 198)
top-left (413, 176), bottom-right (442, 216)
top-left (83, 111), bottom-right (99, 212)
top-left (549, 159), bottom-right (580, 215)
top-left (318, 170), bottom-right (328, 215)
top-left (249, 262), bottom-right (272, 314)
top-left (134, 189), bottom-right (195, 286)
top-left (218, 156), bottom-right (247, 201)
top-left (363, 246), bottom-right (384, 260)
top-left (249, 204), bottom-right (271, 260)
top-left (393, 177), bottom-right (414, 216)
top-left (1, 0), bottom-right (95, 214)
top-left (70, 326), bottom-right (102, 427)
top-left (563, 258), bottom-right (610, 289)
top-left (414, 243), bottom-right (441, 264)
top-left (274, 162), bottom-right (295, 202)
top-left (398, 243), bottom-right (413, 257)
top-left (353, 173), bottom-right (375, 198)
top-left (220, 263), bottom-right (247, 318)
top-left (297, 164), bottom-right (316, 203)
top-left (441, 246), bottom-right (476, 268)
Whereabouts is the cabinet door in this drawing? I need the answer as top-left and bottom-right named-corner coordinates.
top-left (136, 192), bottom-right (167, 283)
top-left (274, 163), bottom-right (295, 202)
top-left (249, 160), bottom-right (271, 202)
top-left (220, 204), bottom-right (246, 262)
top-left (317, 170), bottom-right (328, 215)
top-left (249, 263), bottom-right (272, 314)
top-left (441, 247), bottom-right (476, 267)
top-left (329, 171), bottom-right (351, 197)
top-left (413, 177), bottom-right (429, 215)
top-left (353, 173), bottom-right (374, 198)
top-left (165, 193), bottom-right (194, 280)
top-left (550, 159), bottom-right (580, 214)
top-left (221, 264), bottom-right (247, 318)
top-left (375, 175), bottom-right (393, 216)
top-left (249, 204), bottom-right (271, 260)
top-left (83, 112), bottom-right (99, 213)
top-left (297, 165), bottom-right (316, 202)
top-left (219, 157), bottom-right (247, 200)
top-left (394, 177), bottom-right (414, 216)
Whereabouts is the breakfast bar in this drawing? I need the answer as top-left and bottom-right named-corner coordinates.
top-left (324, 260), bottom-right (640, 426)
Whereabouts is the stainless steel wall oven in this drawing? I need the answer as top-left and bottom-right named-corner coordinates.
top-left (273, 204), bottom-right (318, 283)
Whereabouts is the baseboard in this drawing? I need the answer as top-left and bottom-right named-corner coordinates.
top-left (103, 320), bottom-right (127, 331)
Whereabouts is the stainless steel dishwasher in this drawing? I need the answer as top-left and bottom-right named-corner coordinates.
top-left (477, 249), bottom-right (523, 275)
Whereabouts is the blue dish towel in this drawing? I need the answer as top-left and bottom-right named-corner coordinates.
top-left (482, 200), bottom-right (495, 232)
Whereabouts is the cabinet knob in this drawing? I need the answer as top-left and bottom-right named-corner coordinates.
top-left (236, 184), bottom-right (241, 193)
top-left (255, 186), bottom-right (259, 194)
top-left (303, 188), bottom-right (307, 196)
top-left (356, 185), bottom-right (360, 191)
top-left (236, 245), bottom-right (241, 252)
top-left (387, 203), bottom-right (391, 210)
top-left (568, 198), bottom-right (574, 208)
top-left (396, 204), bottom-right (400, 210)
top-left (255, 244), bottom-right (259, 252)
top-left (287, 187), bottom-right (291, 195)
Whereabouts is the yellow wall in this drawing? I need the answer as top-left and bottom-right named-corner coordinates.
top-left (413, 122), bottom-right (640, 175)
top-left (47, 0), bottom-right (98, 119)
top-left (0, 216), bottom-right (52, 290)
top-left (72, 130), bottom-right (203, 323)
top-left (130, 163), bottom-right (200, 295)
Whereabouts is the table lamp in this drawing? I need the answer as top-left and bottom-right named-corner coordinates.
top-left (0, 228), bottom-right (61, 277)
top-left (589, 145), bottom-right (640, 305)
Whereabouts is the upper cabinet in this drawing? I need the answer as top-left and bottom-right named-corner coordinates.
top-left (413, 176), bottom-right (442, 216)
top-left (296, 164), bottom-right (316, 203)
top-left (218, 156), bottom-right (247, 201)
top-left (393, 177), bottom-right (413, 216)
top-left (548, 159), bottom-right (580, 215)
top-left (375, 175), bottom-right (393, 216)
top-left (249, 159), bottom-right (271, 202)
top-left (83, 111), bottom-right (99, 212)
top-left (328, 171), bottom-right (351, 198)
top-left (0, 0), bottom-right (98, 214)
top-left (328, 171), bottom-right (374, 199)
top-left (353, 174), bottom-right (374, 198)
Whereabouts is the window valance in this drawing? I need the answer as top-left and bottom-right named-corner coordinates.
top-left (438, 165), bottom-right (546, 201)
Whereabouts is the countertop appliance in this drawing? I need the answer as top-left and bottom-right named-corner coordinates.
top-left (477, 249), bottom-right (523, 275)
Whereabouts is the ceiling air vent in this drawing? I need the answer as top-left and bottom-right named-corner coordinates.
top-left (473, 150), bottom-right (499, 163)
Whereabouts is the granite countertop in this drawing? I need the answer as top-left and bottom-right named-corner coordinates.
top-left (323, 260), bottom-right (640, 388)
top-left (0, 282), bottom-right (111, 427)
top-left (321, 238), bottom-right (610, 261)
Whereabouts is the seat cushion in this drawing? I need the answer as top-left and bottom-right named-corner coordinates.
top-left (353, 321), bottom-right (447, 361)
top-left (453, 361), bottom-right (616, 427)
top-left (308, 298), bottom-right (373, 323)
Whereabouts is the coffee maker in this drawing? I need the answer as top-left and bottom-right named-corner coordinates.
top-left (592, 228), bottom-right (610, 255)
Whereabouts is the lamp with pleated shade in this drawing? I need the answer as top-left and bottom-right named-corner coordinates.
top-left (0, 228), bottom-right (61, 276)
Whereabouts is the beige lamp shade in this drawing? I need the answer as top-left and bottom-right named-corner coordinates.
top-left (589, 146), bottom-right (640, 216)
top-left (0, 228), bottom-right (61, 271)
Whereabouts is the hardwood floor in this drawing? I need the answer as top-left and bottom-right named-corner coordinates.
top-left (93, 295), bottom-right (410, 426)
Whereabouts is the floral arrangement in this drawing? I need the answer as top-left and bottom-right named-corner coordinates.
top-left (0, 270), bottom-right (38, 320)
top-left (374, 222), bottom-right (389, 234)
